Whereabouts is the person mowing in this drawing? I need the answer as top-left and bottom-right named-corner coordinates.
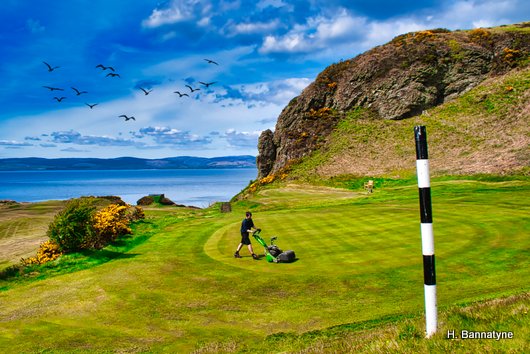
top-left (234, 211), bottom-right (259, 259)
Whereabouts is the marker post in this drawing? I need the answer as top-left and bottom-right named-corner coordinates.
top-left (414, 125), bottom-right (437, 338)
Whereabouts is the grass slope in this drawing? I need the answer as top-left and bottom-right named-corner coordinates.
top-left (291, 66), bottom-right (530, 180)
top-left (0, 201), bottom-right (65, 268)
top-left (0, 178), bottom-right (529, 352)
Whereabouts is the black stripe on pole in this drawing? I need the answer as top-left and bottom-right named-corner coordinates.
top-left (414, 126), bottom-right (428, 160)
top-left (423, 255), bottom-right (436, 285)
top-left (419, 188), bottom-right (433, 223)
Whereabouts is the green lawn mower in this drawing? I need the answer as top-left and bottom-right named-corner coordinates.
top-left (252, 229), bottom-right (296, 263)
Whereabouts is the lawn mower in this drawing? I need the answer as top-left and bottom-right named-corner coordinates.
top-left (252, 229), bottom-right (296, 263)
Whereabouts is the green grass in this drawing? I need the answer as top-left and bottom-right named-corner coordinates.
top-left (289, 66), bottom-right (530, 181)
top-left (0, 200), bottom-right (65, 268)
top-left (0, 178), bottom-right (528, 352)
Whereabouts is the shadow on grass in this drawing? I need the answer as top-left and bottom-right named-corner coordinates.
top-left (0, 220), bottom-right (156, 287)
top-left (80, 249), bottom-right (140, 261)
top-left (0, 250), bottom-right (140, 284)
top-left (254, 254), bottom-right (300, 263)
top-left (3, 214), bottom-right (230, 289)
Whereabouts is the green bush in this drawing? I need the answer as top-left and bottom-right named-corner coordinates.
top-left (47, 197), bottom-right (97, 252)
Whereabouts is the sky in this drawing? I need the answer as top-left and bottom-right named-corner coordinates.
top-left (0, 1), bottom-right (528, 159)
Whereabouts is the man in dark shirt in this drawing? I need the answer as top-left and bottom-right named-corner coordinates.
top-left (235, 211), bottom-right (259, 259)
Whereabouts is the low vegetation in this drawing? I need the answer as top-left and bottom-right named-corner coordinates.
top-left (1, 197), bottom-right (145, 283)
top-left (0, 177), bottom-right (528, 352)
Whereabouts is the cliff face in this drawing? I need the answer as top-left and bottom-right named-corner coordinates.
top-left (257, 24), bottom-right (530, 178)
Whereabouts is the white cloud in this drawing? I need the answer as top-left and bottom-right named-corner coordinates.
top-left (212, 77), bottom-right (310, 110)
top-left (61, 147), bottom-right (89, 153)
top-left (50, 130), bottom-right (144, 147)
top-left (257, 0), bottom-right (292, 11)
top-left (362, 20), bottom-right (425, 50)
top-left (136, 126), bottom-right (212, 146)
top-left (223, 129), bottom-right (261, 148)
top-left (143, 8), bottom-right (188, 28)
top-left (438, 0), bottom-right (518, 30)
top-left (142, 0), bottom-right (203, 28)
top-left (259, 9), bottom-right (367, 54)
top-left (224, 19), bottom-right (281, 37)
top-left (257, 1), bottom-right (527, 59)
top-left (311, 9), bottom-right (366, 41)
top-left (0, 140), bottom-right (32, 147)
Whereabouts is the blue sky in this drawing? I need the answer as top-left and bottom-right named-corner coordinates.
top-left (1, 0), bottom-right (528, 159)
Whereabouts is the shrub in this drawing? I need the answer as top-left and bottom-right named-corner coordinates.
top-left (47, 197), bottom-right (97, 252)
top-left (47, 198), bottom-right (144, 252)
top-left (259, 175), bottom-right (275, 185)
top-left (90, 204), bottom-right (132, 249)
top-left (468, 28), bottom-right (493, 46)
top-left (21, 240), bottom-right (63, 266)
top-left (136, 195), bottom-right (155, 205)
top-left (127, 206), bottom-right (145, 221)
top-left (502, 47), bottom-right (522, 66)
top-left (413, 30), bottom-right (435, 42)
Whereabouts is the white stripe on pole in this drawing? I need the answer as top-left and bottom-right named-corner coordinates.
top-left (420, 223), bottom-right (435, 255)
top-left (416, 159), bottom-right (430, 188)
top-left (424, 285), bottom-right (438, 337)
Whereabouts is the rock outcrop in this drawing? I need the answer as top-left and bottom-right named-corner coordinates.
top-left (257, 24), bottom-right (530, 178)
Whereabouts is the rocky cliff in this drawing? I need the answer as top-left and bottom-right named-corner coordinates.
top-left (257, 24), bottom-right (530, 179)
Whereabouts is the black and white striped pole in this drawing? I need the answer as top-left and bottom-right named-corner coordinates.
top-left (414, 125), bottom-right (437, 338)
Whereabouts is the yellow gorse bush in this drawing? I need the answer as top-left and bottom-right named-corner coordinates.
top-left (259, 175), bottom-right (275, 184)
top-left (93, 204), bottom-right (132, 241)
top-left (21, 240), bottom-right (63, 266)
top-left (308, 107), bottom-right (333, 118)
top-left (502, 47), bottom-right (521, 66)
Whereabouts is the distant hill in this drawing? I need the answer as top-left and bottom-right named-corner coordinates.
top-left (257, 22), bottom-right (530, 179)
top-left (0, 156), bottom-right (256, 171)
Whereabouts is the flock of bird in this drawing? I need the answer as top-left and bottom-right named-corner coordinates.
top-left (40, 58), bottom-right (220, 122)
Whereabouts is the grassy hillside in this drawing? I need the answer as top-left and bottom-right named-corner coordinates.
top-left (289, 66), bottom-right (529, 181)
top-left (0, 201), bottom-right (65, 268)
top-left (1, 177), bottom-right (528, 352)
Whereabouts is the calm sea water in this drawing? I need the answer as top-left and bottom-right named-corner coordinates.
top-left (0, 169), bottom-right (257, 208)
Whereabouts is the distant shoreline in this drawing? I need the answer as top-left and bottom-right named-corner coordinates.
top-left (0, 155), bottom-right (257, 171)
top-left (0, 168), bottom-right (257, 207)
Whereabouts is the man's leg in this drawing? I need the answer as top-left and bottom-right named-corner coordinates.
top-left (234, 243), bottom-right (243, 258)
top-left (248, 244), bottom-right (258, 259)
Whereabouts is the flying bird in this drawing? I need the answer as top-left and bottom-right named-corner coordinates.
top-left (53, 97), bottom-right (66, 102)
top-left (96, 64), bottom-right (115, 71)
top-left (185, 84), bottom-right (200, 92)
top-left (85, 103), bottom-right (98, 109)
top-left (199, 81), bottom-right (217, 88)
top-left (42, 86), bottom-right (64, 91)
top-left (43, 61), bottom-right (60, 72)
top-left (173, 91), bottom-right (189, 97)
top-left (204, 58), bottom-right (219, 65)
top-left (139, 87), bottom-right (152, 95)
top-left (71, 87), bottom-right (88, 95)
top-left (106, 73), bottom-right (120, 78)
top-left (119, 114), bottom-right (136, 121)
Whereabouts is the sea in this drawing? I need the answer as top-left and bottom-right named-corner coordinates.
top-left (0, 168), bottom-right (257, 208)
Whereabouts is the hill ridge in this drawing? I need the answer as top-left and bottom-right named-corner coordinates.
top-left (0, 155), bottom-right (256, 171)
top-left (257, 22), bottom-right (530, 179)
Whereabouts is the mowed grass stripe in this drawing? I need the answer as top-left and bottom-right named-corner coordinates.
top-left (209, 205), bottom-right (426, 273)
